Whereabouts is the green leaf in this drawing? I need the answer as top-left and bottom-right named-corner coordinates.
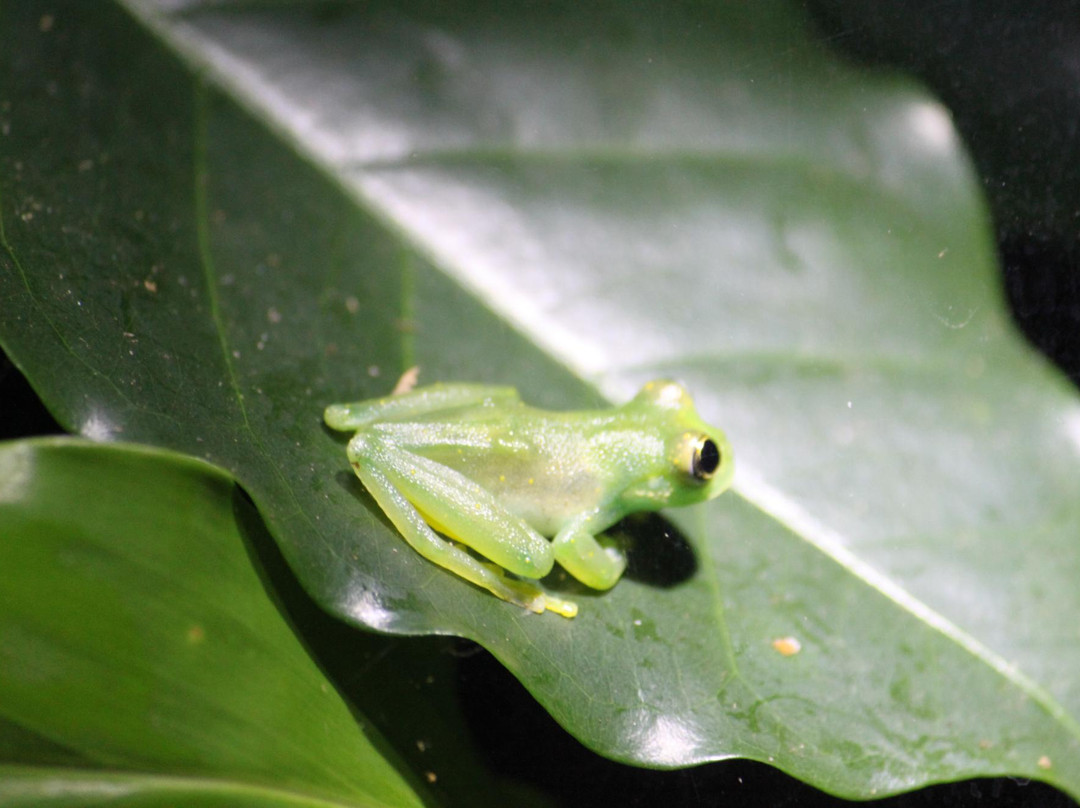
top-left (0, 439), bottom-right (425, 808)
top-left (3, 0), bottom-right (1080, 801)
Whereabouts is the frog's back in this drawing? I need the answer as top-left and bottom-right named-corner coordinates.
top-left (373, 406), bottom-right (659, 536)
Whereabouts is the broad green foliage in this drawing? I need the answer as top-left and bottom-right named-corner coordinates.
top-left (0, 440), bottom-right (425, 808)
top-left (2, 0), bottom-right (1080, 801)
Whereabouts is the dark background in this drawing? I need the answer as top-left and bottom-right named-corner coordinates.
top-left (810, 0), bottom-right (1080, 391)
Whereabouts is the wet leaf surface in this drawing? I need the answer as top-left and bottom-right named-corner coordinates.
top-left (3, 0), bottom-right (1079, 799)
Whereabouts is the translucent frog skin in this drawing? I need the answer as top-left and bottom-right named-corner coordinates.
top-left (324, 380), bottom-right (733, 618)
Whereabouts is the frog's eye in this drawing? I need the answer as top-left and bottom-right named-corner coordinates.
top-left (691, 437), bottom-right (721, 481)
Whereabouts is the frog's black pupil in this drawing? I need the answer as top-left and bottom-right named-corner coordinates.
top-left (694, 439), bottom-right (721, 479)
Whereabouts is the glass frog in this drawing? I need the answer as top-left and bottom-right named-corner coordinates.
top-left (324, 380), bottom-right (733, 618)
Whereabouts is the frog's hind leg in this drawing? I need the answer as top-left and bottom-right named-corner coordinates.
top-left (325, 383), bottom-right (521, 431)
top-left (348, 434), bottom-right (577, 618)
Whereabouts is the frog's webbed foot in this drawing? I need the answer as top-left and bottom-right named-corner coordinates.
top-left (552, 519), bottom-right (627, 592)
top-left (479, 561), bottom-right (578, 618)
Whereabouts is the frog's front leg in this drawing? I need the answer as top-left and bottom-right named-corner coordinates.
top-left (551, 509), bottom-right (627, 591)
top-left (347, 433), bottom-right (577, 618)
top-left (325, 383), bottom-right (520, 431)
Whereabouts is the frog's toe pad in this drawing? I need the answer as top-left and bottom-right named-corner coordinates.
top-left (541, 595), bottom-right (579, 619)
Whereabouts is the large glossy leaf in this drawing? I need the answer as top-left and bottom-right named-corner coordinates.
top-left (2, 0), bottom-right (1080, 800)
top-left (0, 439), bottom-right (425, 808)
